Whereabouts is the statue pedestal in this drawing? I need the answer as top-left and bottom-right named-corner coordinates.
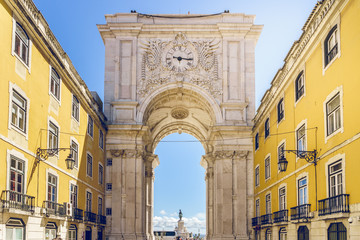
top-left (176, 220), bottom-right (190, 239)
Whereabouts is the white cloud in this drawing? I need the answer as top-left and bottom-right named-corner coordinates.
top-left (160, 210), bottom-right (167, 215)
top-left (153, 212), bottom-right (206, 234)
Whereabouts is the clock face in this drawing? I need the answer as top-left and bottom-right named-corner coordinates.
top-left (165, 46), bottom-right (194, 72)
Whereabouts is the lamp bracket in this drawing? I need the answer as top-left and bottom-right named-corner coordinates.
top-left (283, 149), bottom-right (317, 165)
top-left (36, 147), bottom-right (71, 160)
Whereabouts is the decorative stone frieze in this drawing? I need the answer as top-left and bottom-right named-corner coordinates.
top-left (214, 150), bottom-right (249, 160)
top-left (109, 149), bottom-right (143, 158)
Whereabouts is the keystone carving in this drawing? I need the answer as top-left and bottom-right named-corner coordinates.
top-left (171, 107), bottom-right (189, 119)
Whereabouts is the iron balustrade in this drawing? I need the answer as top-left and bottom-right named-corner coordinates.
top-left (318, 194), bottom-right (349, 216)
top-left (43, 201), bottom-right (66, 217)
top-left (84, 211), bottom-right (97, 223)
top-left (1, 190), bottom-right (35, 212)
top-left (73, 208), bottom-right (83, 221)
top-left (290, 204), bottom-right (311, 220)
top-left (273, 210), bottom-right (288, 223)
top-left (97, 214), bottom-right (106, 225)
top-left (251, 217), bottom-right (260, 227)
top-left (260, 214), bottom-right (272, 225)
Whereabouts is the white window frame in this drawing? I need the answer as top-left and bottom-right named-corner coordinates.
top-left (49, 66), bottom-right (61, 103)
top-left (294, 70), bottom-right (306, 105)
top-left (69, 180), bottom-right (78, 208)
top-left (6, 149), bottom-right (28, 194)
top-left (71, 94), bottom-right (80, 122)
top-left (11, 18), bottom-right (32, 71)
top-left (47, 118), bottom-right (60, 157)
top-left (265, 193), bottom-right (271, 214)
top-left (86, 152), bottom-right (93, 178)
top-left (87, 115), bottom-right (94, 138)
top-left (322, 18), bottom-right (341, 74)
top-left (99, 129), bottom-right (104, 150)
top-left (264, 117), bottom-right (270, 139)
top-left (85, 189), bottom-right (92, 212)
top-left (255, 198), bottom-right (260, 217)
top-left (8, 83), bottom-right (30, 139)
top-left (277, 140), bottom-right (286, 172)
top-left (70, 137), bottom-right (79, 169)
top-left (98, 163), bottom-right (104, 185)
top-left (264, 154), bottom-right (271, 181)
top-left (323, 86), bottom-right (344, 143)
top-left (255, 165), bottom-right (260, 187)
top-left (278, 184), bottom-right (287, 211)
top-left (46, 168), bottom-right (59, 203)
top-left (98, 196), bottom-right (103, 216)
top-left (277, 97), bottom-right (285, 125)
top-left (5, 218), bottom-right (25, 240)
top-left (295, 119), bottom-right (307, 159)
top-left (325, 154), bottom-right (345, 198)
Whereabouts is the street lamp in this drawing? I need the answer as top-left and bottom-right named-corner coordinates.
top-left (278, 149), bottom-right (317, 172)
top-left (36, 147), bottom-right (75, 170)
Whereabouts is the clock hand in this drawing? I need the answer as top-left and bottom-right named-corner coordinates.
top-left (182, 57), bottom-right (193, 60)
top-left (173, 56), bottom-right (183, 61)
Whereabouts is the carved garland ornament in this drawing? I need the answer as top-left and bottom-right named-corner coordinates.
top-left (214, 150), bottom-right (249, 160)
top-left (110, 149), bottom-right (143, 158)
top-left (171, 107), bottom-right (189, 119)
top-left (138, 32), bottom-right (222, 100)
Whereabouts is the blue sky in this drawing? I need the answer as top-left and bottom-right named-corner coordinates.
top-left (33, 0), bottom-right (318, 234)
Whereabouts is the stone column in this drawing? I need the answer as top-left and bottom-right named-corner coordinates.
top-left (144, 153), bottom-right (159, 240)
top-left (202, 154), bottom-right (215, 240)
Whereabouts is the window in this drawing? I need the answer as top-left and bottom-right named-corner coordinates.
top-left (297, 124), bottom-right (306, 152)
top-left (99, 164), bottom-right (103, 184)
top-left (255, 199), bottom-right (260, 217)
top-left (48, 121), bottom-right (58, 150)
top-left (14, 23), bottom-right (29, 65)
top-left (298, 226), bottom-right (309, 240)
top-left (11, 90), bottom-right (27, 133)
top-left (295, 71), bottom-right (304, 101)
top-left (279, 187), bottom-right (286, 210)
top-left (6, 218), bottom-right (24, 240)
top-left (326, 93), bottom-right (341, 136)
top-left (265, 229), bottom-right (272, 240)
top-left (265, 118), bottom-right (270, 138)
top-left (72, 95), bottom-right (79, 121)
top-left (86, 191), bottom-right (92, 212)
top-left (47, 174), bottom-right (57, 203)
top-left (99, 130), bottom-right (104, 149)
top-left (9, 156), bottom-right (25, 196)
top-left (255, 166), bottom-right (260, 187)
top-left (265, 194), bottom-right (271, 214)
top-left (328, 222), bottom-right (346, 240)
top-left (87, 154), bottom-right (93, 177)
top-left (265, 157), bottom-right (270, 180)
top-left (278, 143), bottom-right (285, 169)
top-left (298, 177), bottom-right (308, 205)
top-left (329, 160), bottom-right (343, 197)
top-left (68, 224), bottom-right (77, 240)
top-left (106, 208), bottom-right (112, 216)
top-left (98, 197), bottom-right (103, 216)
top-left (70, 184), bottom-right (78, 208)
top-left (255, 133), bottom-right (259, 150)
top-left (107, 158), bottom-right (113, 166)
top-left (106, 183), bottom-right (112, 191)
top-left (279, 228), bottom-right (287, 240)
top-left (87, 115), bottom-right (93, 137)
top-left (45, 222), bottom-right (57, 240)
top-left (70, 140), bottom-right (78, 168)
top-left (255, 231), bottom-right (260, 240)
top-left (324, 25), bottom-right (338, 67)
top-left (50, 68), bottom-right (60, 100)
top-left (277, 98), bottom-right (284, 123)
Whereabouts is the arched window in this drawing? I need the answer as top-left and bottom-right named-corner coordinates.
top-left (14, 23), bottom-right (29, 65)
top-left (265, 229), bottom-right (272, 240)
top-left (279, 227), bottom-right (287, 240)
top-left (45, 222), bottom-right (57, 240)
top-left (277, 98), bottom-right (284, 123)
top-left (255, 133), bottom-right (259, 150)
top-left (85, 226), bottom-right (92, 240)
top-left (68, 224), bottom-right (77, 240)
top-left (6, 218), bottom-right (24, 240)
top-left (328, 222), bottom-right (346, 240)
top-left (265, 118), bottom-right (270, 138)
top-left (298, 226), bottom-right (309, 240)
top-left (324, 25), bottom-right (338, 67)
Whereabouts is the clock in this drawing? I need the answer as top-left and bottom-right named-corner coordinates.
top-left (165, 46), bottom-right (195, 72)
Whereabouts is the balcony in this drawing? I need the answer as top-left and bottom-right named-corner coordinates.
top-left (251, 217), bottom-right (260, 227)
top-left (73, 208), bottom-right (83, 221)
top-left (260, 214), bottom-right (272, 225)
top-left (84, 211), bottom-right (97, 223)
top-left (97, 214), bottom-right (106, 225)
top-left (273, 210), bottom-right (288, 223)
top-left (43, 201), bottom-right (66, 217)
top-left (1, 190), bottom-right (35, 212)
top-left (319, 194), bottom-right (349, 216)
top-left (290, 204), bottom-right (311, 220)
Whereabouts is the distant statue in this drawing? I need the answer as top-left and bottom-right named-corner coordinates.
top-left (179, 209), bottom-right (183, 220)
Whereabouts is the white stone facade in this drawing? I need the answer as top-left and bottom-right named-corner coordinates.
top-left (98, 13), bottom-right (262, 240)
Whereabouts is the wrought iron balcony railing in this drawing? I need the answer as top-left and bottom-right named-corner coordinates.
top-left (97, 214), bottom-right (106, 225)
top-left (84, 211), bottom-right (97, 223)
top-left (73, 208), bottom-right (83, 221)
top-left (43, 201), bottom-right (66, 217)
top-left (290, 204), bottom-right (311, 220)
top-left (318, 194), bottom-right (349, 216)
top-left (1, 190), bottom-right (35, 212)
top-left (251, 217), bottom-right (260, 227)
top-left (273, 209), bottom-right (288, 223)
top-left (260, 214), bottom-right (272, 225)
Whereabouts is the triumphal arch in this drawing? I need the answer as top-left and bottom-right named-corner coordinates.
top-left (97, 12), bottom-right (262, 240)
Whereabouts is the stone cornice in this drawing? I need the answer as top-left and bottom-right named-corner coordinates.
top-left (254, 0), bottom-right (338, 128)
top-left (7, 0), bottom-right (107, 128)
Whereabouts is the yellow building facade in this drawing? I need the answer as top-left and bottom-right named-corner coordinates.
top-left (0, 0), bottom-right (107, 239)
top-left (252, 0), bottom-right (360, 239)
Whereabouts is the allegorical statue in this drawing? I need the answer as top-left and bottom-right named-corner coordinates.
top-left (179, 209), bottom-right (183, 220)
